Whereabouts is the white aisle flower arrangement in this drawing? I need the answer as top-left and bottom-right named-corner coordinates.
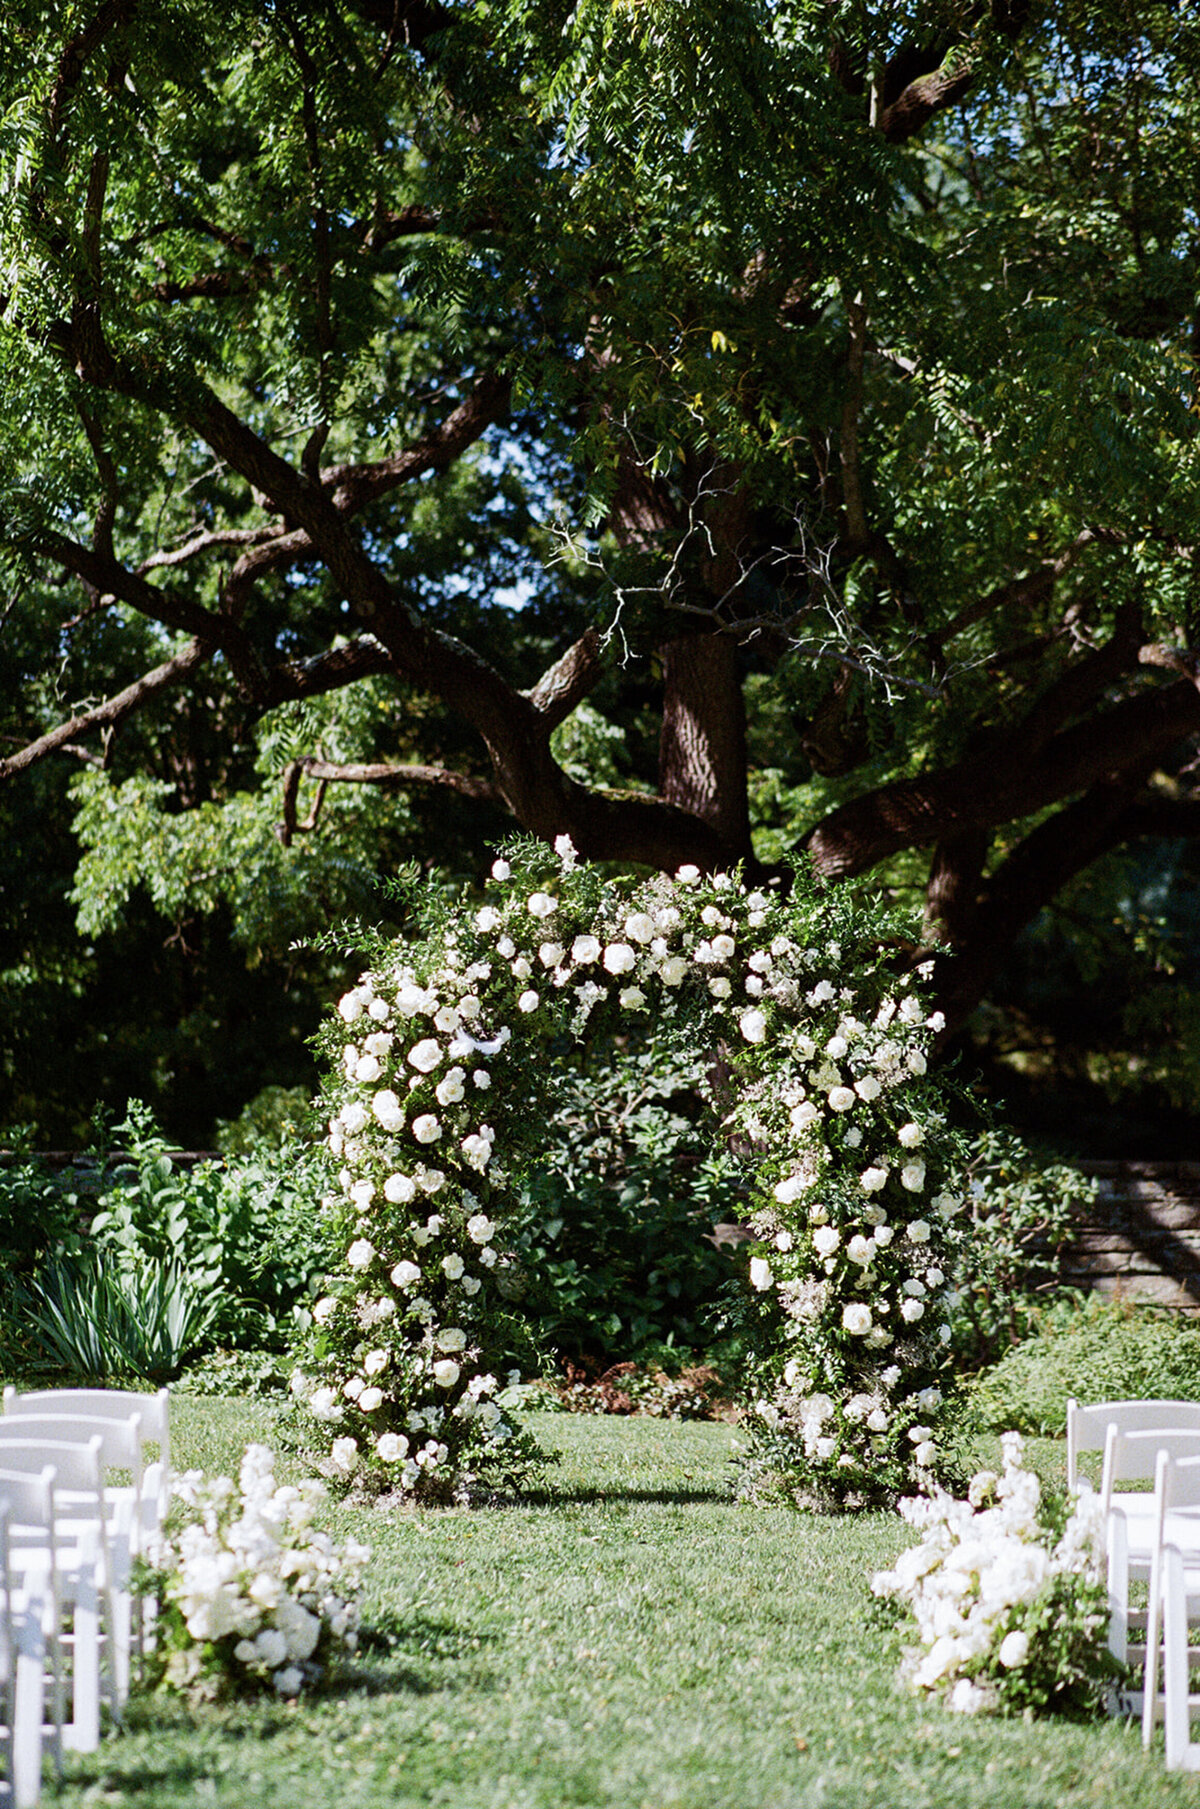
top-left (138, 1444), bottom-right (369, 1700)
top-left (871, 1432), bottom-right (1118, 1715)
top-left (296, 835), bottom-right (972, 1506)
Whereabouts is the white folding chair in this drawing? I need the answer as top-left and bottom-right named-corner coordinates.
top-left (0, 1441), bottom-right (117, 1753)
top-left (1137, 1452), bottom-right (1200, 1755)
top-left (0, 1489), bottom-right (55, 1808)
top-left (0, 1468), bottom-right (63, 1798)
top-left (1067, 1398), bottom-right (1200, 1496)
top-left (1100, 1426), bottom-right (1200, 1670)
top-left (2, 1390), bottom-right (171, 1539)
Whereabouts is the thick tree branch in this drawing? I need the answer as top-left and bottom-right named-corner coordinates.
top-left (878, 55), bottom-right (978, 142)
top-left (276, 756), bottom-right (502, 846)
top-left (808, 676), bottom-right (1200, 880)
top-left (0, 639), bottom-right (210, 781)
top-left (524, 630), bottom-right (603, 729)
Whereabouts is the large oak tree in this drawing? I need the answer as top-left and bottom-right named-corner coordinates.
top-left (2, 0), bottom-right (1198, 1044)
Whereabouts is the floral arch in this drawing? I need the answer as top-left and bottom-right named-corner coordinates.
top-left (291, 838), bottom-right (968, 1508)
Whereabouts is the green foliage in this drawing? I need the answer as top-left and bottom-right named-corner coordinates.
top-left (14, 1253), bottom-right (220, 1383)
top-left (971, 1295), bottom-right (1200, 1437)
top-left (507, 1038), bottom-right (742, 1366)
top-left (950, 1130), bottom-right (1098, 1366)
top-left (214, 1086), bottom-right (314, 1156)
top-left (0, 1154), bottom-right (88, 1277)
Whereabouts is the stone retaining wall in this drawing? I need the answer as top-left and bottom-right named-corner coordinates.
top-left (1062, 1162), bottom-right (1200, 1312)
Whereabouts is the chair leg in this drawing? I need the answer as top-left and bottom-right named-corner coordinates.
top-left (1144, 1542), bottom-right (1164, 1748)
top-left (1108, 1509), bottom-right (1130, 1666)
top-left (12, 1615), bottom-right (46, 1809)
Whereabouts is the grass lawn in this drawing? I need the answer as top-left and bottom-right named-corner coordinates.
top-left (52, 1400), bottom-right (1200, 1808)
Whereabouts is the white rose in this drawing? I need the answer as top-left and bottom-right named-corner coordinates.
top-left (475, 906), bottom-right (502, 932)
top-left (842, 1303), bottom-right (872, 1336)
top-left (739, 1009), bottom-right (767, 1044)
top-left (468, 1214), bottom-right (496, 1243)
top-left (900, 1161), bottom-right (926, 1192)
top-left (659, 957), bottom-right (688, 986)
top-left (846, 1234), bottom-right (873, 1265)
top-left (358, 1387), bottom-right (384, 1411)
top-left (900, 1298), bottom-right (925, 1322)
top-left (472, 1069), bottom-right (492, 1089)
top-left (491, 859), bottom-right (511, 880)
top-left (377, 1433), bottom-right (410, 1463)
top-left (437, 1327), bottom-right (467, 1351)
top-left (338, 992), bottom-right (364, 1023)
top-left (813, 1226), bottom-right (840, 1257)
top-left (312, 1297), bottom-right (337, 1324)
top-left (354, 1053), bottom-right (382, 1084)
top-left (897, 1122), bottom-right (923, 1148)
top-left (998, 1629), bottom-right (1030, 1669)
top-left (255, 1629), bottom-right (289, 1668)
top-left (914, 1439), bottom-right (937, 1467)
top-left (675, 864), bottom-right (701, 884)
top-left (363, 1349), bottom-right (390, 1376)
top-left (708, 977), bottom-right (731, 999)
top-left (749, 1256), bottom-right (773, 1292)
top-left (384, 1173), bottom-right (417, 1204)
top-left (828, 1087), bottom-right (856, 1112)
top-left (538, 942), bottom-right (565, 969)
top-left (517, 989), bottom-right (540, 1013)
top-left (330, 1436), bottom-right (358, 1474)
top-left (603, 943), bottom-right (636, 975)
top-left (710, 933), bottom-right (736, 960)
top-left (348, 1179), bottom-right (374, 1211)
top-left (860, 1165), bottom-right (889, 1193)
top-left (436, 1069), bottom-right (466, 1105)
top-left (854, 1075), bottom-right (882, 1102)
top-left (442, 1254), bottom-right (465, 1280)
top-left (346, 1239), bottom-right (375, 1270)
top-left (412, 1114), bottom-right (441, 1144)
top-left (511, 957), bottom-right (532, 981)
top-left (624, 913), bottom-right (657, 944)
top-left (571, 935), bottom-right (601, 964)
top-left (433, 1359), bottom-right (461, 1388)
top-left (554, 833), bottom-right (577, 864)
top-left (338, 1102), bottom-right (367, 1134)
top-left (372, 1089), bottom-right (404, 1130)
top-left (527, 892), bottom-right (558, 918)
top-left (408, 1038), bottom-right (443, 1073)
top-left (620, 987), bottom-right (648, 1010)
top-left (790, 1101), bottom-right (819, 1132)
top-left (390, 1260), bottom-right (421, 1288)
top-left (905, 1218), bottom-right (931, 1243)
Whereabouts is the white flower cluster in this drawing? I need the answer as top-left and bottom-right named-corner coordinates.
top-left (302, 835), bottom-right (964, 1504)
top-left (871, 1432), bottom-right (1110, 1714)
top-left (143, 1444), bottom-right (368, 1699)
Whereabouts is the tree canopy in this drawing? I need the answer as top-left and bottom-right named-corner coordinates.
top-left (2, 0), bottom-right (1199, 1122)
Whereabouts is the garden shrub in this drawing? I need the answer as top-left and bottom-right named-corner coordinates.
top-left (969, 1294), bottom-right (1200, 1435)
top-left (293, 839), bottom-right (970, 1507)
top-left (508, 1037), bottom-right (743, 1369)
top-left (950, 1131), bottom-right (1097, 1369)
top-left (5, 1104), bottom-right (336, 1379)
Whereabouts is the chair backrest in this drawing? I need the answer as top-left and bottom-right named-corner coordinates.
top-left (0, 1466), bottom-right (58, 1573)
top-left (0, 1439), bottom-right (105, 1519)
top-left (1102, 1426), bottom-right (1200, 1508)
top-left (3, 1387), bottom-right (170, 1476)
top-left (1067, 1398), bottom-right (1200, 1488)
